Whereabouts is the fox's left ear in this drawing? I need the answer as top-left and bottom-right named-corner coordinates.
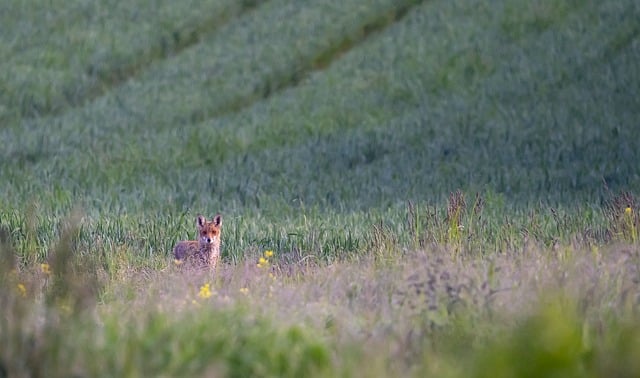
top-left (212, 214), bottom-right (222, 227)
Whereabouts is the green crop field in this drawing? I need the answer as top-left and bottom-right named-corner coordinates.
top-left (1, 0), bottom-right (640, 376)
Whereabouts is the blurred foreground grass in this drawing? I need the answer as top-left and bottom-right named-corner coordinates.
top-left (2, 219), bottom-right (639, 377)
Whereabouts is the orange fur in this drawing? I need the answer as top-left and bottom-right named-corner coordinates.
top-left (173, 214), bottom-right (222, 271)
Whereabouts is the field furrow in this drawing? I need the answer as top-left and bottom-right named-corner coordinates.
top-left (0, 0), bottom-right (263, 123)
top-left (2, 0), bottom-right (422, 138)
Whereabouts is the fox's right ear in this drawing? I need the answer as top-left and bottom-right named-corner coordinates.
top-left (196, 215), bottom-right (206, 227)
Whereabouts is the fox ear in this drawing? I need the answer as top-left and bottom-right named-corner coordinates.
top-left (196, 215), bottom-right (206, 227)
top-left (212, 214), bottom-right (222, 227)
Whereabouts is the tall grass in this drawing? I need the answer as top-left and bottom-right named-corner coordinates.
top-left (0, 190), bottom-right (627, 270)
top-left (2, 214), bottom-right (639, 376)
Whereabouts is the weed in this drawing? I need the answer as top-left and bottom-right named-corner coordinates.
top-left (604, 191), bottom-right (639, 243)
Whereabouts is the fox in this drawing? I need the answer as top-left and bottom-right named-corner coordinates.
top-left (173, 214), bottom-right (222, 271)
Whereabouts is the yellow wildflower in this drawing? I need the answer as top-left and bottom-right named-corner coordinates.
top-left (198, 283), bottom-right (213, 299)
top-left (239, 287), bottom-right (249, 295)
top-left (257, 256), bottom-right (269, 268)
top-left (16, 283), bottom-right (26, 298)
top-left (41, 263), bottom-right (51, 275)
top-left (625, 206), bottom-right (632, 216)
top-left (173, 259), bottom-right (183, 265)
top-left (264, 250), bottom-right (274, 258)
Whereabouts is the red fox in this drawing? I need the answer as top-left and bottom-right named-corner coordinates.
top-left (173, 214), bottom-right (222, 271)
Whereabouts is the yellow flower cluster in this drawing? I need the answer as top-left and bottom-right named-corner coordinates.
top-left (257, 250), bottom-right (274, 268)
top-left (198, 283), bottom-right (213, 299)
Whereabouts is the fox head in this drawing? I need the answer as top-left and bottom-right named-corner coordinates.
top-left (196, 214), bottom-right (222, 248)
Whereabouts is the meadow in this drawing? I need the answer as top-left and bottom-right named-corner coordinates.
top-left (1, 0), bottom-right (640, 376)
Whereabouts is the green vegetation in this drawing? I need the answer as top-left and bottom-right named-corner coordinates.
top-left (1, 0), bottom-right (639, 376)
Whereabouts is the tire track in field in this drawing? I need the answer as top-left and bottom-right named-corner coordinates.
top-left (2, 0), bottom-right (423, 168)
top-left (11, 0), bottom-right (419, 127)
top-left (206, 0), bottom-right (425, 121)
top-left (85, 1), bottom-right (265, 93)
top-left (12, 1), bottom-right (265, 123)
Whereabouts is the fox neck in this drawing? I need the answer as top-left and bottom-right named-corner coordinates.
top-left (199, 241), bottom-right (218, 251)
